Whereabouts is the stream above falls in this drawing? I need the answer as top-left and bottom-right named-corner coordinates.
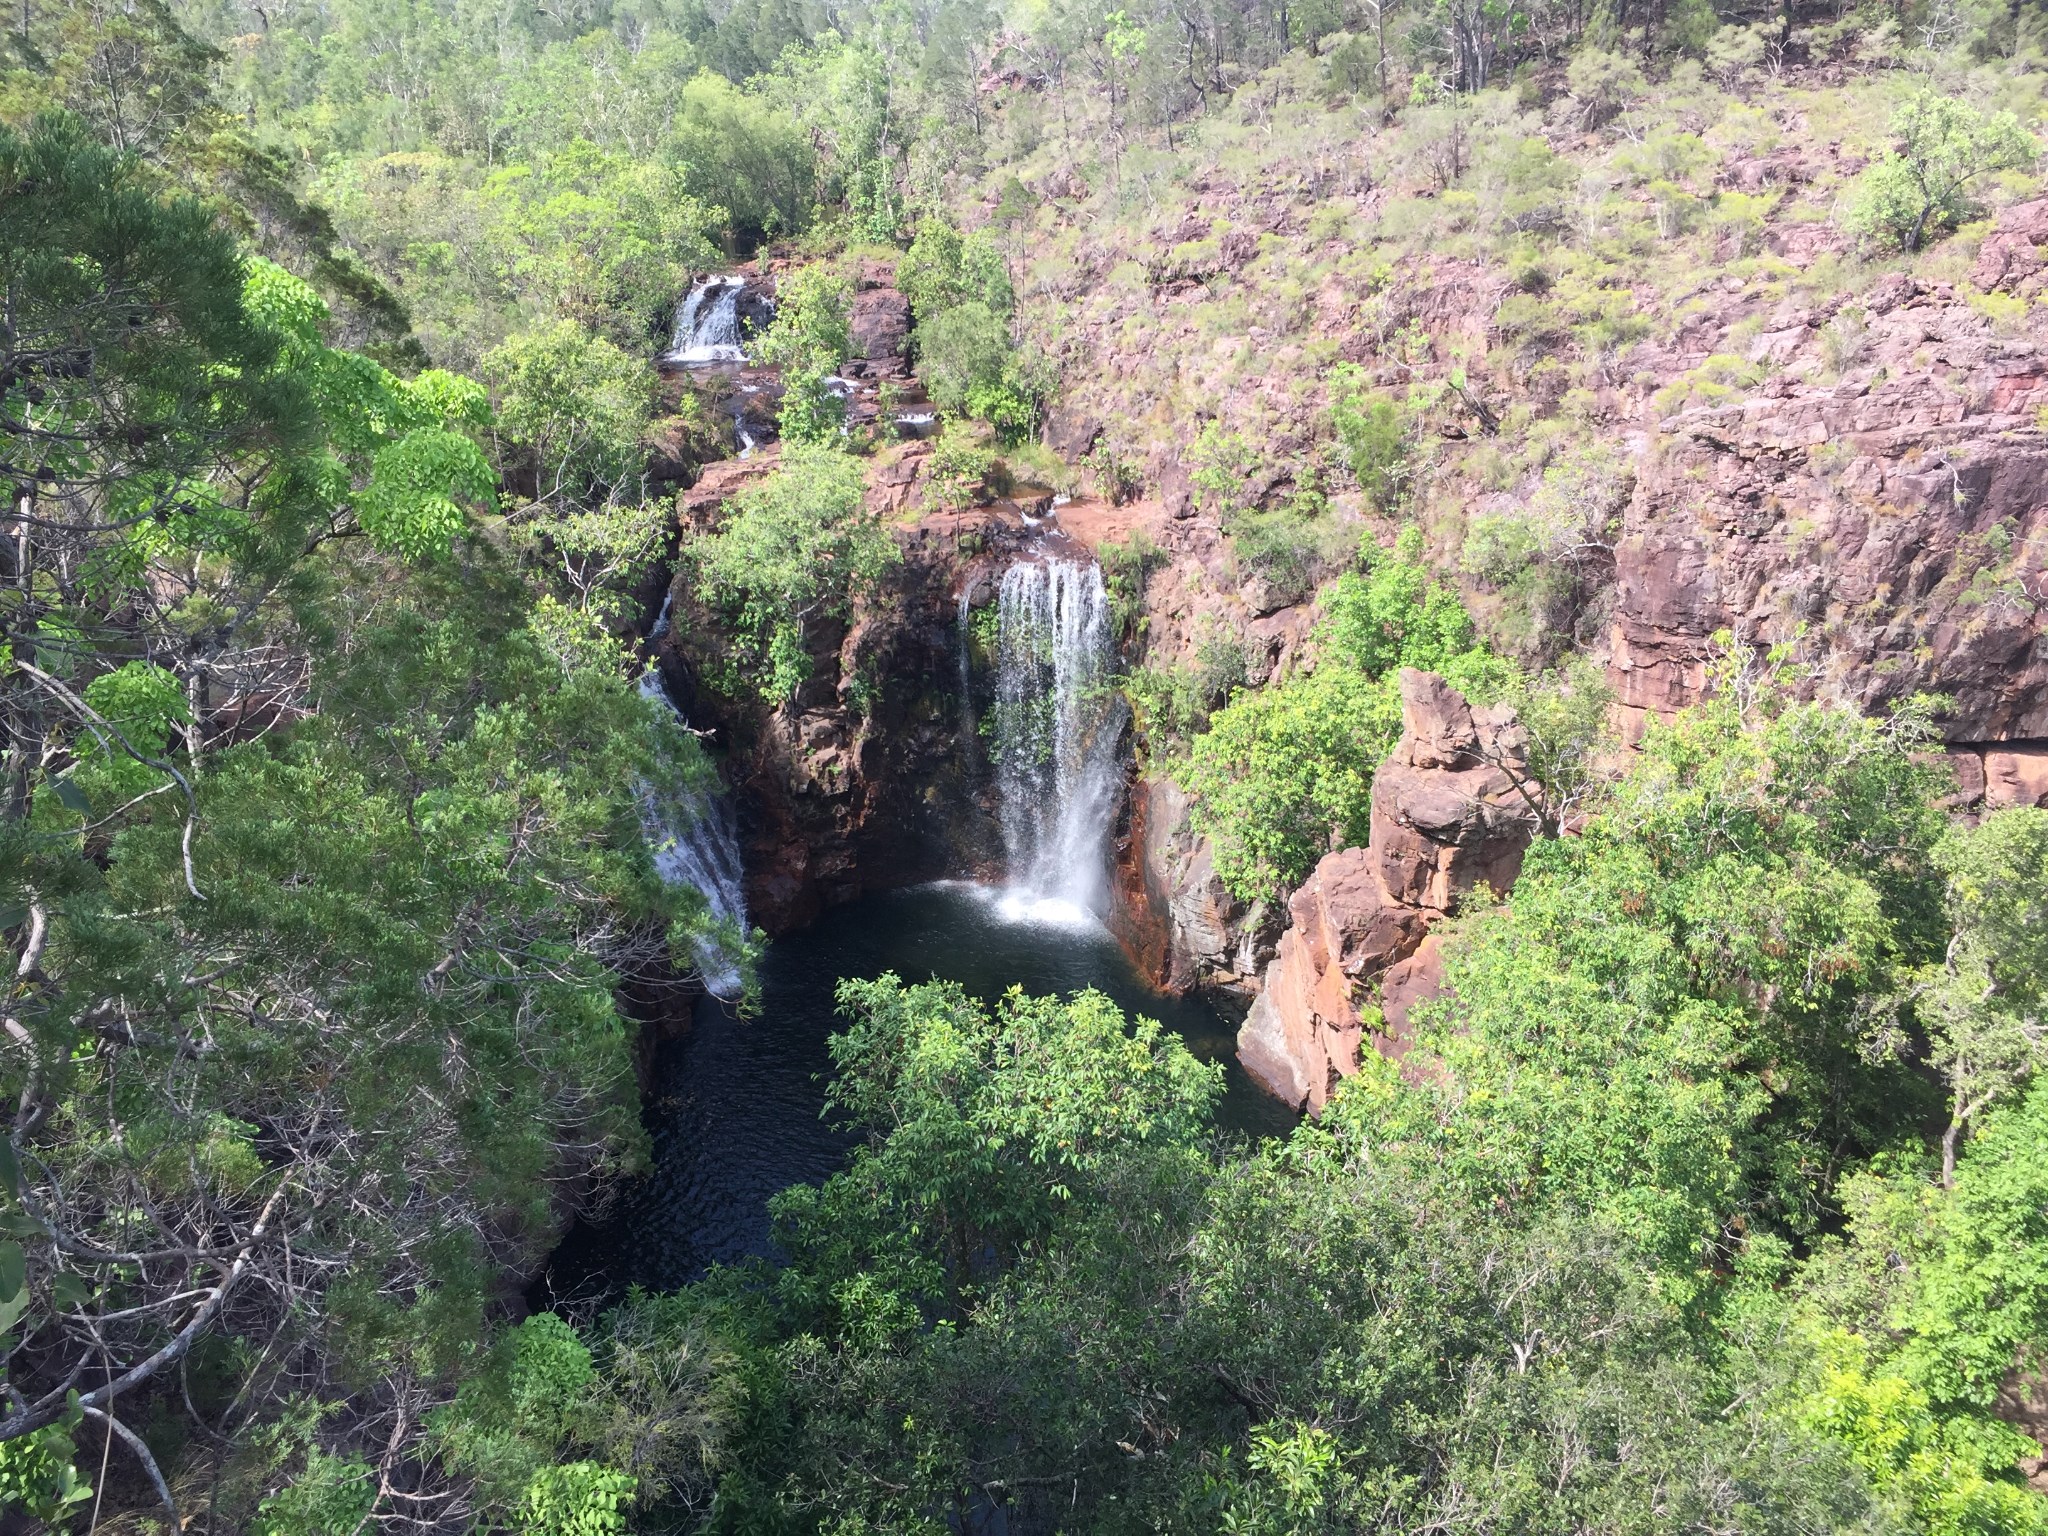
top-left (540, 881), bottom-right (1295, 1300)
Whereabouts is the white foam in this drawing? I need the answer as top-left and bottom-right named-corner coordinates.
top-left (991, 891), bottom-right (1096, 928)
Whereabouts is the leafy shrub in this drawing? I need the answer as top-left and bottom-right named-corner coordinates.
top-left (1566, 48), bottom-right (1646, 129)
top-left (685, 446), bottom-right (899, 701)
top-left (1328, 364), bottom-right (1411, 513)
top-left (1461, 440), bottom-right (1631, 585)
top-left (923, 422), bottom-right (995, 510)
top-left (0, 1425), bottom-right (90, 1525)
top-left (752, 261), bottom-right (851, 375)
top-left (484, 322), bottom-right (653, 508)
top-left (898, 218), bottom-right (1014, 324)
top-left (1086, 439), bottom-right (1145, 504)
top-left (256, 1450), bottom-right (376, 1536)
top-left (1098, 530), bottom-right (1168, 639)
top-left (916, 300), bottom-right (1010, 415)
top-left (1188, 422), bottom-right (1259, 520)
top-left (1705, 22), bottom-right (1768, 84)
top-left (519, 1461), bottom-right (635, 1536)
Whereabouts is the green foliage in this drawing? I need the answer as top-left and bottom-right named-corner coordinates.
top-left (902, 218), bottom-right (1035, 436)
top-left (1098, 529), bottom-right (1168, 640)
top-left (679, 976), bottom-right (1894, 1534)
top-left (684, 446), bottom-right (899, 702)
top-left (1328, 364), bottom-right (1411, 513)
top-left (752, 262), bottom-right (853, 377)
top-left (0, 1424), bottom-right (91, 1524)
top-left (915, 299), bottom-right (1011, 415)
top-left (769, 977), bottom-right (1224, 1331)
top-left (1787, 1333), bottom-right (2048, 1536)
top-left (483, 322), bottom-right (653, 510)
top-left (518, 1461), bottom-right (635, 1536)
top-left (1461, 439), bottom-right (1631, 586)
top-left (1188, 421), bottom-right (1261, 521)
top-left (1348, 650), bottom-right (1949, 1283)
top-left (751, 263), bottom-right (853, 444)
top-left (1564, 47), bottom-right (1646, 129)
top-left (1180, 530), bottom-right (1512, 899)
top-left (255, 1450), bottom-right (376, 1536)
top-left (1916, 808), bottom-right (2048, 1174)
top-left (922, 421), bottom-right (995, 509)
top-left (1846, 90), bottom-right (2037, 254)
top-left (897, 218), bottom-right (967, 323)
top-left (776, 364), bottom-right (851, 447)
top-left (510, 1314), bottom-right (597, 1438)
top-left (898, 218), bottom-right (1014, 324)
top-left (0, 111), bottom-right (738, 1526)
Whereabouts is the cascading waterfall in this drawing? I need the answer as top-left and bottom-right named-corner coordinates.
top-left (990, 560), bottom-right (1128, 918)
top-left (955, 587), bottom-right (977, 763)
top-left (636, 672), bottom-right (749, 999)
top-left (665, 276), bottom-right (747, 364)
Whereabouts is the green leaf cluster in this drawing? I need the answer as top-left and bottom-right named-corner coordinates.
top-left (682, 446), bottom-right (899, 702)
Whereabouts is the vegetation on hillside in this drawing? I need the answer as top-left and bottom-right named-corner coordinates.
top-left (5, 0), bottom-right (2048, 1525)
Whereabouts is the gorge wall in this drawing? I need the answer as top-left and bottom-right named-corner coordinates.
top-left (1236, 670), bottom-right (1536, 1111)
top-left (655, 182), bottom-right (2048, 1110)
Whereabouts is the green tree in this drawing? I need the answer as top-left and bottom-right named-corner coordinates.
top-left (484, 321), bottom-right (655, 512)
top-left (1179, 531), bottom-right (1513, 899)
top-left (915, 298), bottom-right (1011, 414)
top-left (750, 261), bottom-right (853, 445)
top-left (0, 114), bottom-right (723, 1529)
top-left (1847, 90), bottom-right (2037, 253)
top-left (1917, 808), bottom-right (2048, 1185)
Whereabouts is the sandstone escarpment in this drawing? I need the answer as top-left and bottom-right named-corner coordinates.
top-left (1237, 670), bottom-right (1535, 1112)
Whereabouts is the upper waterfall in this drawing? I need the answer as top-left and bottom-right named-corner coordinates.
top-left (664, 276), bottom-right (748, 365)
top-left (637, 672), bottom-right (749, 998)
top-left (989, 559), bottom-right (1128, 919)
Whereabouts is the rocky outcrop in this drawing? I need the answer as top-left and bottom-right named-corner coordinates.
top-left (1119, 774), bottom-right (1282, 993)
top-left (664, 447), bottom-right (1153, 934)
top-left (1611, 206), bottom-right (2048, 748)
top-left (1236, 670), bottom-right (1535, 1112)
top-left (849, 259), bottom-right (911, 362)
top-left (660, 446), bottom-right (992, 933)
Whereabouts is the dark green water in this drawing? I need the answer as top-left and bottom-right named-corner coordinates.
top-left (540, 882), bottom-right (1293, 1300)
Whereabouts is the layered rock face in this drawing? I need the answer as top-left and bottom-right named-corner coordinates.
top-left (1236, 671), bottom-right (1535, 1112)
top-left (1612, 200), bottom-right (2048, 804)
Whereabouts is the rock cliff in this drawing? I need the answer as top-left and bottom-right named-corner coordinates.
top-left (1612, 204), bottom-right (2048, 792)
top-left (1236, 670), bottom-right (1535, 1111)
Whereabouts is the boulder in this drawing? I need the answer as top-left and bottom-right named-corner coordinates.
top-left (1985, 744), bottom-right (2048, 809)
top-left (850, 282), bottom-right (911, 363)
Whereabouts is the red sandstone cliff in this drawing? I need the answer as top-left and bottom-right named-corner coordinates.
top-left (1237, 670), bottom-right (1536, 1111)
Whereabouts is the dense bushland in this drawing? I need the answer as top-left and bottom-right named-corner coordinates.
top-left (7, 0), bottom-right (2048, 1525)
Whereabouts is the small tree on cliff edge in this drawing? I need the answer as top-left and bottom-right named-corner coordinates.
top-left (1847, 89), bottom-right (2037, 253)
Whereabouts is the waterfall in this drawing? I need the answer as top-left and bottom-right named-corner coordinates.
top-left (665, 276), bottom-right (747, 365)
top-left (990, 560), bottom-right (1128, 919)
top-left (955, 587), bottom-right (976, 765)
top-left (637, 673), bottom-right (749, 998)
